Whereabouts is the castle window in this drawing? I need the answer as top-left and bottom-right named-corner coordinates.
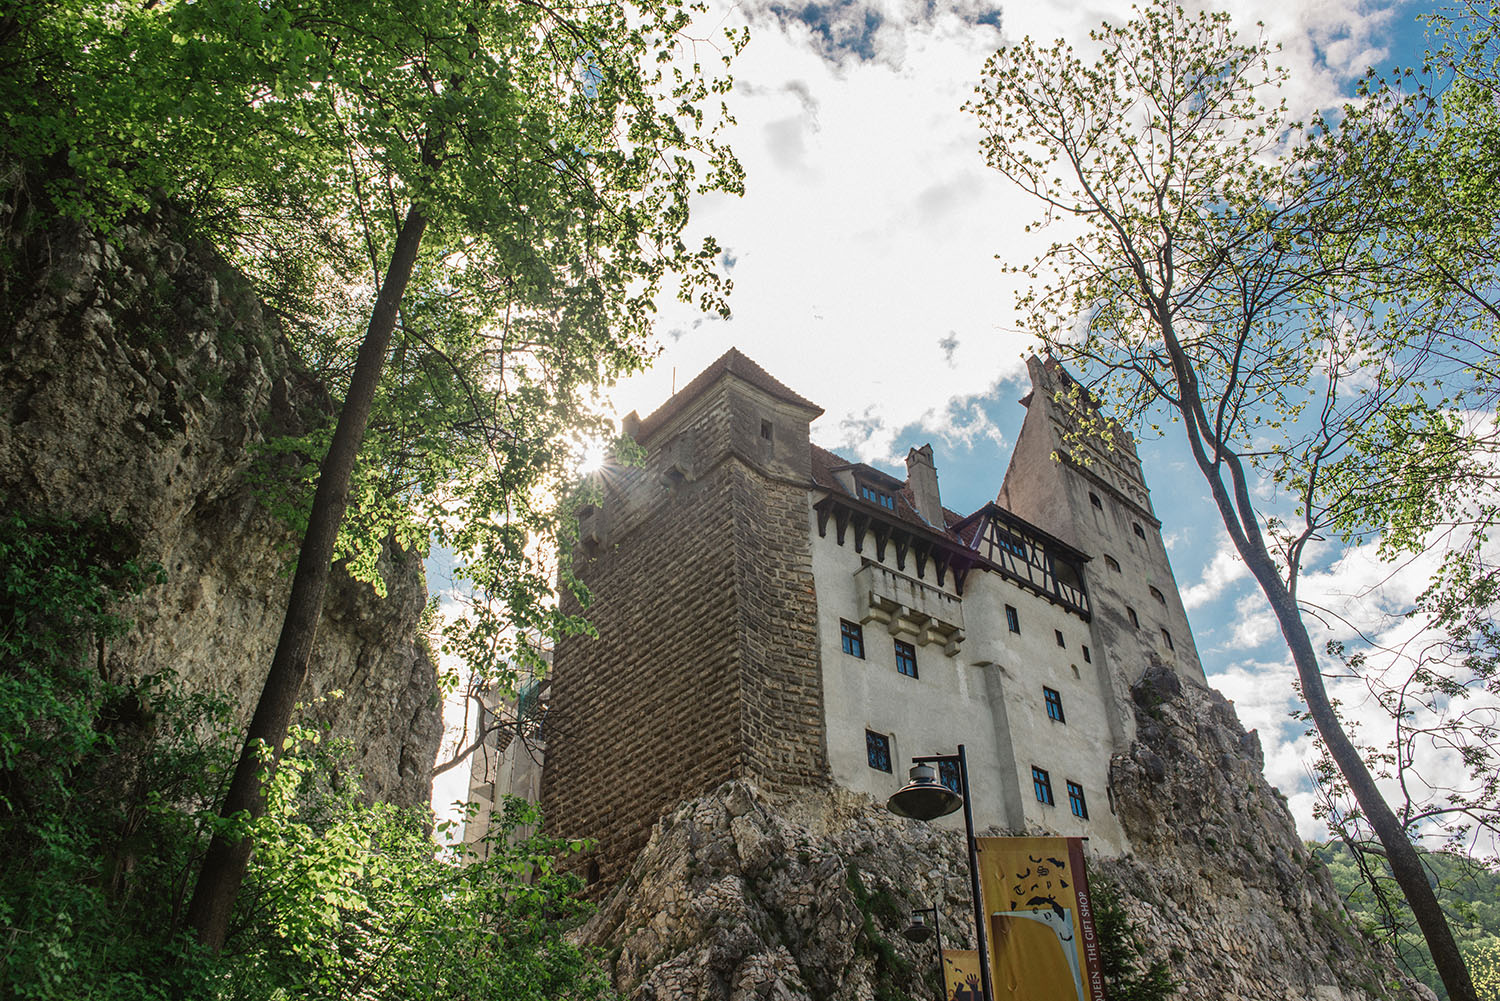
top-left (997, 529), bottom-right (1026, 558)
top-left (1005, 605), bottom-right (1020, 634)
top-left (866, 730), bottom-right (892, 773)
top-left (1082, 644), bottom-right (1091, 664)
top-left (895, 640), bottom-right (918, 679)
top-left (1089, 492), bottom-right (1103, 510)
top-left (859, 484), bottom-right (896, 511)
top-left (1149, 585), bottom-right (1166, 605)
top-left (1161, 628), bottom-right (1175, 651)
top-left (1126, 606), bottom-right (1140, 628)
top-left (1133, 522), bottom-right (1147, 540)
top-left (841, 620), bottom-right (865, 659)
top-left (760, 419), bottom-right (774, 441)
top-left (1066, 781), bottom-right (1089, 819)
top-left (1054, 629), bottom-right (1066, 649)
top-left (1104, 554), bottom-right (1120, 572)
top-left (1032, 766), bottom-right (1054, 806)
top-left (939, 759), bottom-right (961, 793)
top-left (1044, 686), bottom-right (1066, 723)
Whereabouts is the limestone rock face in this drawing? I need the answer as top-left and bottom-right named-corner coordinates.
top-left (0, 209), bottom-right (440, 806)
top-left (582, 669), bottom-right (1424, 1001)
top-left (581, 781), bottom-right (975, 1001)
top-left (1099, 665), bottom-right (1433, 1001)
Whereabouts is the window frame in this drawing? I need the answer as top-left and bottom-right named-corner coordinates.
top-left (858, 483), bottom-right (897, 511)
top-left (1082, 644), bottom-right (1091, 664)
top-left (1133, 522), bottom-right (1147, 540)
top-left (1066, 780), bottom-right (1089, 819)
top-left (1054, 628), bottom-right (1066, 649)
top-left (1005, 604), bottom-right (1020, 634)
top-left (1032, 766), bottom-right (1054, 806)
top-left (1043, 686), bottom-right (1066, 723)
top-left (894, 639), bottom-right (919, 679)
top-left (840, 619), bottom-right (865, 659)
top-left (1089, 492), bottom-right (1103, 510)
top-left (1161, 627), bottom-right (1175, 651)
top-left (1149, 584), bottom-right (1166, 605)
top-left (866, 730), bottom-right (893, 773)
top-left (1104, 554), bottom-right (1120, 572)
top-left (1126, 606), bottom-right (1140, 628)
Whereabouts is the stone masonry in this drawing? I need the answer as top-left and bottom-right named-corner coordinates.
top-left (541, 353), bottom-right (831, 889)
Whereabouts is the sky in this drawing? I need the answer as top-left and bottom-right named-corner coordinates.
top-left (435, 0), bottom-right (1472, 844)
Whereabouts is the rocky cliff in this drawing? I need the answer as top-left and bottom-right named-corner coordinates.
top-left (578, 666), bottom-right (1427, 1001)
top-left (0, 206), bottom-right (440, 806)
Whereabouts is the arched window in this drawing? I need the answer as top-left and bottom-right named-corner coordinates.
top-left (1149, 585), bottom-right (1166, 605)
top-left (1104, 554), bottom-right (1121, 572)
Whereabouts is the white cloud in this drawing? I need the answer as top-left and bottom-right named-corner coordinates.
top-left (595, 0), bottom-right (1429, 843)
top-left (1182, 537), bottom-right (1251, 610)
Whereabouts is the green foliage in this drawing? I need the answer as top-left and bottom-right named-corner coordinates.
top-left (1316, 842), bottom-right (1500, 1001)
top-left (2, 0), bottom-right (747, 704)
top-left (0, 514), bottom-right (615, 999)
top-left (1090, 876), bottom-right (1175, 1001)
top-left (0, 513), bottom-right (164, 789)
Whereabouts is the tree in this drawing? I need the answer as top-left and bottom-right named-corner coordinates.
top-left (967, 3), bottom-right (1493, 998)
top-left (1, 0), bottom-right (743, 953)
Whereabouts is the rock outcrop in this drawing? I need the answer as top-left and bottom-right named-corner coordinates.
top-left (0, 206), bottom-right (440, 806)
top-left (580, 668), bottom-right (1423, 1001)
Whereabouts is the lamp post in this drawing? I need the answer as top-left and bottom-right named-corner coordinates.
top-left (886, 744), bottom-right (994, 1001)
top-left (903, 904), bottom-right (946, 1001)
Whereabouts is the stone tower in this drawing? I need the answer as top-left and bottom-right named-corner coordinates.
top-left (997, 356), bottom-right (1206, 725)
top-left (540, 349), bottom-right (832, 889)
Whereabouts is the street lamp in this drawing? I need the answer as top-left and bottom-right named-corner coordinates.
top-left (886, 744), bottom-right (994, 1001)
top-left (903, 904), bottom-right (946, 1001)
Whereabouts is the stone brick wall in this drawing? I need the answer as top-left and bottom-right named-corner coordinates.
top-left (541, 373), bottom-right (830, 890)
top-left (729, 464), bottom-right (828, 793)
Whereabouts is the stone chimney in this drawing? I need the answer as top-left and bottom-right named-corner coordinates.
top-left (905, 444), bottom-right (942, 527)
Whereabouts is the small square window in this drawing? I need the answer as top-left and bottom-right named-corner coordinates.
top-left (1126, 606), bottom-right (1140, 628)
top-left (1161, 628), bottom-right (1175, 651)
top-left (1133, 522), bottom-right (1147, 541)
top-left (1149, 585), bottom-right (1166, 605)
top-left (1044, 686), bottom-right (1066, 723)
top-left (1005, 605), bottom-right (1020, 634)
top-left (866, 730), bottom-right (892, 773)
top-left (1089, 492), bottom-right (1103, 510)
top-left (1104, 555), bottom-right (1120, 572)
top-left (1082, 645), bottom-right (1091, 664)
top-left (1067, 780), bottom-right (1089, 819)
top-left (841, 619), bottom-right (865, 658)
top-left (895, 639), bottom-right (918, 679)
top-left (1032, 766), bottom-right (1054, 806)
top-left (938, 759), bottom-right (961, 793)
top-left (760, 419), bottom-right (774, 441)
top-left (1054, 629), bottom-right (1066, 649)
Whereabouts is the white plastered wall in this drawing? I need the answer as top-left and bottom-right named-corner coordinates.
top-left (810, 499), bottom-right (1129, 854)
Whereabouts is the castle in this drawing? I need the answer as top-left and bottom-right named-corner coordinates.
top-left (536, 349), bottom-right (1207, 889)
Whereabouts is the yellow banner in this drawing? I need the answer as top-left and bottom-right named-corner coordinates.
top-left (941, 950), bottom-right (984, 1001)
top-left (975, 836), bottom-right (1105, 1001)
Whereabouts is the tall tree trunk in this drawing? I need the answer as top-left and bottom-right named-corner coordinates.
top-left (1245, 552), bottom-right (1477, 1001)
top-left (1163, 337), bottom-right (1477, 1001)
top-left (185, 204), bottom-right (429, 953)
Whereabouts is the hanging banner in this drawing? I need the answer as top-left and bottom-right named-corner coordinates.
top-left (940, 950), bottom-right (984, 1001)
top-left (974, 836), bottom-right (1106, 1001)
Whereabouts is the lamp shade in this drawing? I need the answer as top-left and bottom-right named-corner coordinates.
top-left (886, 762), bottom-right (962, 821)
top-left (903, 909), bottom-right (934, 943)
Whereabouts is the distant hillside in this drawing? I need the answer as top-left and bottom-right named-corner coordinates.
top-left (1313, 842), bottom-right (1500, 1000)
